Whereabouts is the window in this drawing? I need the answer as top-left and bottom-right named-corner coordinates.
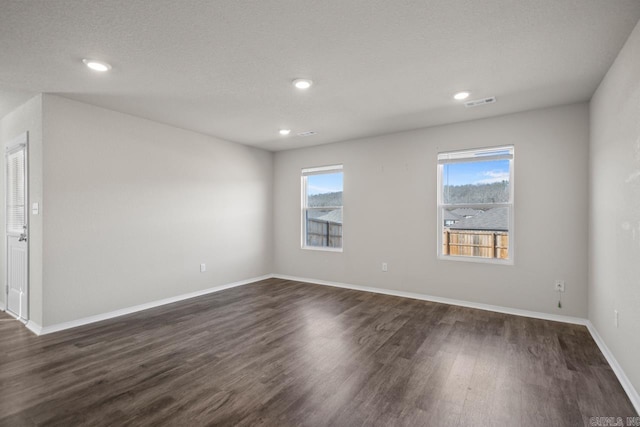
top-left (6, 146), bottom-right (26, 234)
top-left (302, 165), bottom-right (343, 251)
top-left (437, 146), bottom-right (514, 263)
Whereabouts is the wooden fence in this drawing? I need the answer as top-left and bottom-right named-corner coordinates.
top-left (307, 218), bottom-right (342, 248)
top-left (443, 229), bottom-right (508, 259)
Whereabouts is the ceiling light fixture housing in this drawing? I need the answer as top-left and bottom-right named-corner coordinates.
top-left (464, 96), bottom-right (497, 108)
top-left (293, 79), bottom-right (313, 89)
top-left (453, 91), bottom-right (471, 100)
top-left (279, 129), bottom-right (291, 135)
top-left (297, 131), bottom-right (317, 137)
top-left (82, 59), bottom-right (112, 72)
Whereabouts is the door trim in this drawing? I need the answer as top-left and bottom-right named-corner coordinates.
top-left (4, 132), bottom-right (29, 321)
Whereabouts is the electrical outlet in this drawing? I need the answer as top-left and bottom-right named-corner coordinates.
top-left (200, 263), bottom-right (206, 273)
top-left (382, 262), bottom-right (388, 272)
top-left (554, 280), bottom-right (565, 292)
top-left (614, 309), bottom-right (619, 328)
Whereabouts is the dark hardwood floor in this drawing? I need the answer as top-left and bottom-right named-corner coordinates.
top-left (0, 278), bottom-right (636, 426)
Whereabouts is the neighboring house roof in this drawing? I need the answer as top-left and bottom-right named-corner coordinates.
top-left (450, 208), bottom-right (483, 218)
top-left (448, 207), bottom-right (508, 231)
top-left (314, 210), bottom-right (343, 224)
top-left (443, 210), bottom-right (461, 221)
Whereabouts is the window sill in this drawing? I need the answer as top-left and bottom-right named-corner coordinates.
top-left (437, 254), bottom-right (513, 266)
top-left (301, 246), bottom-right (343, 253)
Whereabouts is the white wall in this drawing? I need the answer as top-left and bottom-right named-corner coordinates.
top-left (274, 103), bottom-right (589, 317)
top-left (41, 95), bottom-right (273, 326)
top-left (589, 20), bottom-right (640, 395)
top-left (0, 95), bottom-right (44, 325)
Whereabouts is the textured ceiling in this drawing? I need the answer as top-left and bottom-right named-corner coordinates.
top-left (1, 0), bottom-right (639, 151)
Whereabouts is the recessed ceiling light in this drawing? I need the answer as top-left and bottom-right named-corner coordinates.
top-left (279, 129), bottom-right (291, 136)
top-left (454, 91), bottom-right (471, 100)
top-left (292, 79), bottom-right (313, 90)
top-left (82, 59), bottom-right (112, 72)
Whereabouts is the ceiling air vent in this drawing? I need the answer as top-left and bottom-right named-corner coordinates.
top-left (464, 96), bottom-right (496, 108)
top-left (297, 131), bottom-right (317, 137)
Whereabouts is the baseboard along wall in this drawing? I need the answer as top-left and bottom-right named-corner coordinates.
top-left (25, 274), bottom-right (273, 336)
top-left (272, 274), bottom-right (587, 325)
top-left (585, 321), bottom-right (640, 415)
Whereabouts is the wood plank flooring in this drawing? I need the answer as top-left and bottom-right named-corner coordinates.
top-left (0, 278), bottom-right (636, 426)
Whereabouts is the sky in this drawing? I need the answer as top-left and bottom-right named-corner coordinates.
top-left (305, 161), bottom-right (506, 195)
top-left (443, 159), bottom-right (509, 186)
top-left (307, 172), bottom-right (343, 195)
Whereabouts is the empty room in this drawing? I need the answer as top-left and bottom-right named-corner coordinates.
top-left (1, 1), bottom-right (639, 425)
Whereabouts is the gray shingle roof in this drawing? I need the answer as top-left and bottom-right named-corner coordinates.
top-left (447, 207), bottom-right (508, 231)
top-left (444, 210), bottom-right (461, 221)
top-left (315, 210), bottom-right (342, 224)
top-left (450, 208), bottom-right (483, 218)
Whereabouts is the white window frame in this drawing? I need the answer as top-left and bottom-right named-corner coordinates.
top-left (437, 146), bottom-right (514, 265)
top-left (301, 164), bottom-right (343, 252)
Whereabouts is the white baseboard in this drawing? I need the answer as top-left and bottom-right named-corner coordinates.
top-left (586, 321), bottom-right (640, 415)
top-left (31, 274), bottom-right (273, 336)
top-left (26, 320), bottom-right (42, 335)
top-left (0, 300), bottom-right (5, 311)
top-left (272, 274), bottom-right (587, 325)
top-left (274, 274), bottom-right (639, 415)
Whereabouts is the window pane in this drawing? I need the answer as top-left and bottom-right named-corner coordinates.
top-left (438, 146), bottom-right (513, 262)
top-left (442, 159), bottom-right (509, 204)
top-left (7, 149), bottom-right (26, 233)
top-left (307, 172), bottom-right (343, 207)
top-left (442, 207), bottom-right (510, 259)
top-left (302, 166), bottom-right (343, 250)
top-left (306, 209), bottom-right (342, 248)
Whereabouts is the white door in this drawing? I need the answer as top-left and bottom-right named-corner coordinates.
top-left (5, 134), bottom-right (28, 321)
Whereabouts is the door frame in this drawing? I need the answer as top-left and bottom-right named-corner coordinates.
top-left (4, 132), bottom-right (29, 322)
